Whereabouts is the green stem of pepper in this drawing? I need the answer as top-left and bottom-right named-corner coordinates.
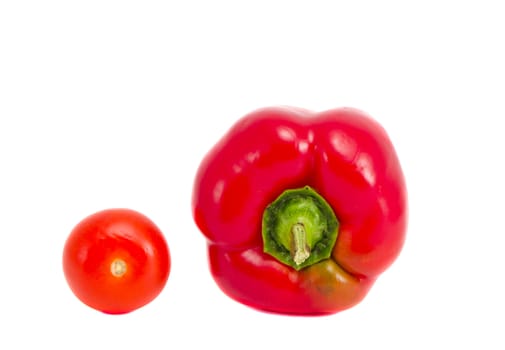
top-left (262, 186), bottom-right (339, 271)
top-left (291, 223), bottom-right (310, 265)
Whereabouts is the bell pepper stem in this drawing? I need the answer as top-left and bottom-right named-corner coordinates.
top-left (262, 186), bottom-right (339, 270)
top-left (291, 223), bottom-right (310, 265)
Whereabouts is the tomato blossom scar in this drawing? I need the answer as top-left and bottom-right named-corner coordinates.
top-left (110, 258), bottom-right (127, 277)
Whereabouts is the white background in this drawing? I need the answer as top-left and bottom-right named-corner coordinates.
top-left (1, 1), bottom-right (504, 349)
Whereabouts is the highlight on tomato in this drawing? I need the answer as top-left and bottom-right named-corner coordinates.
top-left (62, 208), bottom-right (171, 314)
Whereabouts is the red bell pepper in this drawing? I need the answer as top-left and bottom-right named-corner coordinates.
top-left (192, 106), bottom-right (407, 315)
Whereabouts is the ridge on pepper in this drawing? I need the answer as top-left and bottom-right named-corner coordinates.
top-left (192, 106), bottom-right (408, 315)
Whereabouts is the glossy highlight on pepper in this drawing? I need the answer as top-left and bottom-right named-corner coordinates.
top-left (192, 106), bottom-right (408, 315)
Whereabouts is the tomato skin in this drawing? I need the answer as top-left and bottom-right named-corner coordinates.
top-left (63, 208), bottom-right (170, 314)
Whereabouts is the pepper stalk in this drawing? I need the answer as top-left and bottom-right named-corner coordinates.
top-left (262, 186), bottom-right (339, 270)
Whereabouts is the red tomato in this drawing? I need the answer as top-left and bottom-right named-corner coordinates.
top-left (62, 208), bottom-right (170, 314)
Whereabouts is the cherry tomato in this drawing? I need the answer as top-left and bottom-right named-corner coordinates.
top-left (62, 208), bottom-right (171, 314)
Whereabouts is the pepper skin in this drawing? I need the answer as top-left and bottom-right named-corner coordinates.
top-left (192, 106), bottom-right (407, 315)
